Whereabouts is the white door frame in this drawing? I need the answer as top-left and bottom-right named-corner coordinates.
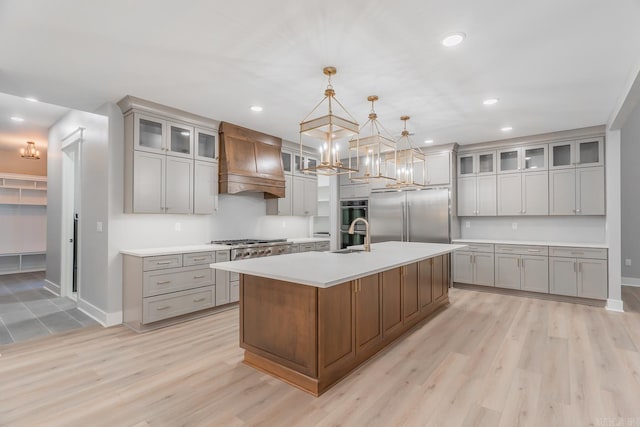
top-left (61, 128), bottom-right (84, 300)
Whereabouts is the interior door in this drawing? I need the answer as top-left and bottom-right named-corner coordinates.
top-left (369, 191), bottom-right (405, 243)
top-left (406, 189), bottom-right (450, 243)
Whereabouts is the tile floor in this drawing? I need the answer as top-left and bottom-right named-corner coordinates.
top-left (0, 271), bottom-right (97, 345)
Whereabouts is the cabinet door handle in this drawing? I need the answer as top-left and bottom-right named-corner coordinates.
top-left (193, 275), bottom-right (205, 279)
top-left (193, 298), bottom-right (206, 303)
top-left (193, 257), bottom-right (207, 261)
top-left (576, 209), bottom-right (581, 213)
top-left (156, 280), bottom-right (171, 285)
top-left (156, 306), bottom-right (170, 311)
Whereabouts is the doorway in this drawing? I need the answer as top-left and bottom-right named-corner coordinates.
top-left (61, 128), bottom-right (83, 300)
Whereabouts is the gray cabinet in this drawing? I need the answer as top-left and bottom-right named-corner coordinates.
top-left (194, 161), bottom-right (218, 214)
top-left (214, 250), bottom-right (231, 306)
top-left (549, 246), bottom-right (608, 299)
top-left (458, 175), bottom-right (496, 216)
top-left (453, 243), bottom-right (494, 286)
top-left (550, 166), bottom-right (604, 215)
top-left (425, 152), bottom-right (450, 185)
top-left (194, 127), bottom-right (218, 162)
top-left (131, 151), bottom-right (194, 214)
top-left (497, 144), bottom-right (548, 174)
top-left (293, 176), bottom-right (317, 216)
top-left (550, 137), bottom-right (604, 169)
top-left (458, 151), bottom-right (496, 176)
top-left (495, 244), bottom-right (549, 293)
top-left (497, 170), bottom-right (548, 216)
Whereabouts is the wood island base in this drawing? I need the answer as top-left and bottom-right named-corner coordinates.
top-left (239, 254), bottom-right (451, 396)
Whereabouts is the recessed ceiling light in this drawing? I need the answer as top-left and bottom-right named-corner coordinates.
top-left (25, 97), bottom-right (38, 103)
top-left (442, 32), bottom-right (466, 47)
top-left (11, 116), bottom-right (25, 122)
top-left (250, 105), bottom-right (263, 112)
top-left (501, 126), bottom-right (513, 132)
top-left (483, 98), bottom-right (499, 105)
top-left (424, 139), bottom-right (434, 144)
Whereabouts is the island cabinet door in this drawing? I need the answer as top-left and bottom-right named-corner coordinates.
top-left (432, 255), bottom-right (445, 302)
top-left (381, 268), bottom-right (404, 339)
top-left (403, 263), bottom-right (420, 324)
top-left (318, 281), bottom-right (356, 379)
top-left (418, 258), bottom-right (434, 313)
top-left (354, 274), bottom-right (383, 356)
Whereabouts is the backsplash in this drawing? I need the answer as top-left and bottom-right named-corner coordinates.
top-left (459, 216), bottom-right (606, 243)
top-left (255, 215), bottom-right (312, 239)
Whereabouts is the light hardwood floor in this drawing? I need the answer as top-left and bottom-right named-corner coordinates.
top-left (623, 286), bottom-right (640, 313)
top-left (1, 287), bottom-right (639, 427)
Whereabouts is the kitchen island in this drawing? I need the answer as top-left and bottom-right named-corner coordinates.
top-left (212, 241), bottom-right (466, 396)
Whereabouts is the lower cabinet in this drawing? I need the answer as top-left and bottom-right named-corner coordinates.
top-left (453, 245), bottom-right (495, 287)
top-left (494, 244), bottom-right (549, 292)
top-left (549, 247), bottom-right (608, 299)
top-left (355, 274), bottom-right (383, 354)
top-left (214, 250), bottom-right (239, 305)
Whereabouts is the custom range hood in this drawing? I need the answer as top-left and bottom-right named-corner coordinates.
top-left (218, 122), bottom-right (285, 198)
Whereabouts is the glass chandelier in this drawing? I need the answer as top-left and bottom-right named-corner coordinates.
top-left (299, 66), bottom-right (359, 175)
top-left (348, 95), bottom-right (396, 183)
top-left (20, 141), bottom-right (41, 160)
top-left (385, 116), bottom-right (426, 188)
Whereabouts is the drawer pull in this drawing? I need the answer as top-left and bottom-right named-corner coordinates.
top-left (469, 246), bottom-right (479, 250)
top-left (156, 306), bottom-right (170, 311)
top-left (571, 251), bottom-right (584, 255)
top-left (156, 280), bottom-right (171, 285)
top-left (192, 257), bottom-right (207, 261)
top-left (156, 261), bottom-right (172, 265)
top-left (527, 249), bottom-right (541, 252)
top-left (193, 275), bottom-right (206, 279)
top-left (193, 297), bottom-right (206, 303)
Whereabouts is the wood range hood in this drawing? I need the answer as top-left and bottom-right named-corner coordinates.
top-left (218, 122), bottom-right (285, 199)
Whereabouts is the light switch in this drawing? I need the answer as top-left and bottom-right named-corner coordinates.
top-left (625, 258), bottom-right (632, 267)
top-left (465, 221), bottom-right (470, 228)
top-left (511, 222), bottom-right (518, 230)
top-left (174, 222), bottom-right (181, 232)
top-left (96, 221), bottom-right (103, 232)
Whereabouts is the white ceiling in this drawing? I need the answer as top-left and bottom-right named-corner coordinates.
top-left (0, 0), bottom-right (639, 147)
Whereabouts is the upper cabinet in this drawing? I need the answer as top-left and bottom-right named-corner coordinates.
top-left (497, 144), bottom-right (548, 174)
top-left (119, 96), bottom-right (220, 214)
top-left (425, 152), bottom-right (450, 186)
top-left (458, 151), bottom-right (496, 177)
top-left (267, 147), bottom-right (319, 216)
top-left (549, 137), bottom-right (604, 169)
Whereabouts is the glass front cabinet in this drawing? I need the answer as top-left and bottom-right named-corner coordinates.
top-left (457, 151), bottom-right (496, 176)
top-left (133, 113), bottom-right (197, 160)
top-left (194, 127), bottom-right (218, 162)
top-left (549, 137), bottom-right (604, 169)
top-left (497, 144), bottom-right (548, 173)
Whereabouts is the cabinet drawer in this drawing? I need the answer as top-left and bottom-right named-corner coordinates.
top-left (183, 251), bottom-right (215, 266)
top-left (315, 241), bottom-right (330, 251)
top-left (143, 286), bottom-right (215, 324)
top-left (230, 271), bottom-right (239, 281)
top-left (549, 247), bottom-right (607, 259)
top-left (215, 250), bottom-right (230, 262)
top-left (143, 266), bottom-right (213, 297)
top-left (143, 254), bottom-right (182, 271)
top-left (290, 244), bottom-right (300, 253)
top-left (495, 244), bottom-right (548, 256)
top-left (456, 242), bottom-right (494, 253)
top-left (299, 243), bottom-right (316, 252)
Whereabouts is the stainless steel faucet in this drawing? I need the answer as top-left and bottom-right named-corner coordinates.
top-left (348, 217), bottom-right (371, 252)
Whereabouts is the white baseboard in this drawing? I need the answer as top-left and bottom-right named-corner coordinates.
top-left (622, 277), bottom-right (640, 287)
top-left (43, 279), bottom-right (61, 296)
top-left (606, 298), bottom-right (624, 312)
top-left (77, 298), bottom-right (123, 327)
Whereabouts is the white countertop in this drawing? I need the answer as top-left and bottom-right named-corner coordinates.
top-left (120, 244), bottom-right (232, 257)
top-left (211, 241), bottom-right (467, 288)
top-left (287, 237), bottom-right (330, 244)
top-left (452, 239), bottom-right (608, 249)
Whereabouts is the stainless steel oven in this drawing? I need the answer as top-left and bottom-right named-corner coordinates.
top-left (340, 199), bottom-right (368, 249)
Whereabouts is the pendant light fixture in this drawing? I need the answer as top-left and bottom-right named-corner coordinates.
top-left (20, 141), bottom-right (41, 160)
top-left (386, 116), bottom-right (426, 188)
top-left (348, 95), bottom-right (396, 183)
top-left (299, 66), bottom-right (359, 175)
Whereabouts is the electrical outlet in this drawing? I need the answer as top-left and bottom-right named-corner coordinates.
top-left (96, 221), bottom-right (103, 232)
top-left (625, 258), bottom-right (632, 267)
top-left (174, 222), bottom-right (181, 232)
top-left (465, 221), bottom-right (471, 229)
top-left (511, 222), bottom-right (518, 230)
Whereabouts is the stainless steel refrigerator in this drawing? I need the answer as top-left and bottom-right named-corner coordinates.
top-left (369, 188), bottom-right (450, 243)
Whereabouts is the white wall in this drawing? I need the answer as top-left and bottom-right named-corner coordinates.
top-left (47, 109), bottom-right (110, 316)
top-left (459, 216), bottom-right (606, 243)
